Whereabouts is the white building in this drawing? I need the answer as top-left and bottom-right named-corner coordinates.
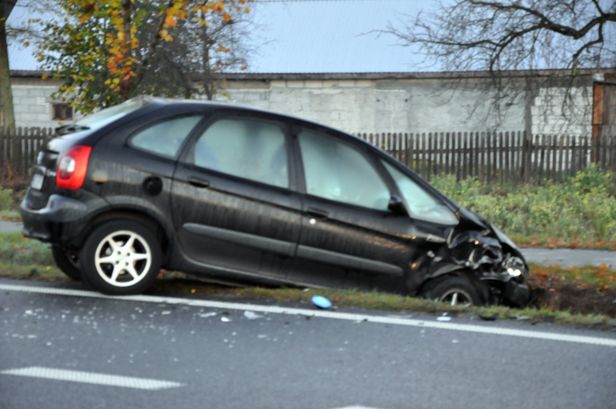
top-left (9, 68), bottom-right (613, 135)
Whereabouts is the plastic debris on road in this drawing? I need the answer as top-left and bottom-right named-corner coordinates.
top-left (243, 311), bottom-right (262, 320)
top-left (311, 295), bottom-right (333, 310)
top-left (198, 312), bottom-right (217, 318)
top-left (220, 316), bottom-right (231, 323)
top-left (436, 313), bottom-right (452, 322)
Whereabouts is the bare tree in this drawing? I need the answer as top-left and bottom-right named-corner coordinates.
top-left (138, 3), bottom-right (254, 101)
top-left (389, 0), bottom-right (615, 72)
top-left (385, 0), bottom-right (616, 132)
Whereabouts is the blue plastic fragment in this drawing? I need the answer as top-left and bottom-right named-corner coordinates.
top-left (311, 295), bottom-right (333, 310)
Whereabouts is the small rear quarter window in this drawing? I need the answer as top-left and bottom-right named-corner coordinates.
top-left (130, 115), bottom-right (202, 158)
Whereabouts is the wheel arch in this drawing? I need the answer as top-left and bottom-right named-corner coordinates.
top-left (75, 207), bottom-right (175, 266)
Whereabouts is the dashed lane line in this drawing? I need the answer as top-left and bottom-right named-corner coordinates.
top-left (0, 367), bottom-right (183, 390)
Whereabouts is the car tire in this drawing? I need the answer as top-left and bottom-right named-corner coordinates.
top-left (79, 219), bottom-right (161, 295)
top-left (421, 274), bottom-right (483, 306)
top-left (51, 246), bottom-right (81, 281)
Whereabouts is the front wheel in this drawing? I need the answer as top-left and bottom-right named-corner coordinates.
top-left (421, 275), bottom-right (483, 306)
top-left (79, 220), bottom-right (161, 295)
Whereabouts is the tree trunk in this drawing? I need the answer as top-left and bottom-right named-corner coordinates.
top-left (0, 12), bottom-right (15, 131)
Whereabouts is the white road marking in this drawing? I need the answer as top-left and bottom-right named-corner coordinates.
top-left (0, 367), bottom-right (182, 390)
top-left (332, 406), bottom-right (383, 409)
top-left (2, 282), bottom-right (616, 347)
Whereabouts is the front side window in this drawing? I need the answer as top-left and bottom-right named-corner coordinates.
top-left (298, 129), bottom-right (390, 210)
top-left (130, 115), bottom-right (203, 159)
top-left (192, 118), bottom-right (289, 188)
top-left (382, 161), bottom-right (458, 225)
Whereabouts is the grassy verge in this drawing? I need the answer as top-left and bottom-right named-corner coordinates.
top-left (0, 211), bottom-right (21, 222)
top-left (0, 232), bottom-right (614, 328)
top-left (431, 166), bottom-right (616, 249)
top-left (0, 185), bottom-right (24, 222)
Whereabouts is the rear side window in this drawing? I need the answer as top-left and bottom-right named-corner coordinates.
top-left (130, 115), bottom-right (202, 158)
top-left (192, 118), bottom-right (289, 188)
top-left (298, 129), bottom-right (390, 211)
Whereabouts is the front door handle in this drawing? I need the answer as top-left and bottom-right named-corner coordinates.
top-left (188, 176), bottom-right (210, 188)
top-left (306, 207), bottom-right (329, 219)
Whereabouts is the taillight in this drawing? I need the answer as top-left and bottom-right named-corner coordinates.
top-left (55, 145), bottom-right (92, 190)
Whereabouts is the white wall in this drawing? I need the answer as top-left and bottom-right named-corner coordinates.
top-left (11, 78), bottom-right (64, 129)
top-left (10, 75), bottom-right (593, 136)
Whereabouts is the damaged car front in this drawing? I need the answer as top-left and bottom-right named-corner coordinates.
top-left (418, 204), bottom-right (530, 307)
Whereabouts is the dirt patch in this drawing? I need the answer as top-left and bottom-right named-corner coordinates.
top-left (530, 284), bottom-right (616, 317)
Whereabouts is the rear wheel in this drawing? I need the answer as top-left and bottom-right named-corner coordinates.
top-left (79, 220), bottom-right (161, 295)
top-left (421, 274), bottom-right (482, 306)
top-left (51, 246), bottom-right (81, 281)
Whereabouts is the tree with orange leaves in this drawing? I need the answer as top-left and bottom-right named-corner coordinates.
top-left (37, 0), bottom-right (250, 113)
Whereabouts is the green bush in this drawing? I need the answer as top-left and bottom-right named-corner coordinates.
top-left (0, 233), bottom-right (53, 265)
top-left (0, 187), bottom-right (12, 211)
top-left (431, 167), bottom-right (616, 243)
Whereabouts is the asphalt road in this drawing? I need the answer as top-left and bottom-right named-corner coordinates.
top-left (2, 221), bottom-right (616, 267)
top-left (1, 278), bottom-right (615, 409)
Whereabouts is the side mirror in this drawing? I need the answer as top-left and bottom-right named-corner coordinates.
top-left (388, 195), bottom-right (408, 215)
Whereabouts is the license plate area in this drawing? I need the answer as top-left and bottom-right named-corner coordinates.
top-left (30, 172), bottom-right (45, 190)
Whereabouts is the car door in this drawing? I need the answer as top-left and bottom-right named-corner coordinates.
top-left (171, 113), bottom-right (303, 283)
top-left (290, 127), bottom-right (418, 290)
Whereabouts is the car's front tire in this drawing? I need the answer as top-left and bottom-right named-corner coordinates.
top-left (79, 219), bottom-right (161, 295)
top-left (51, 246), bottom-right (81, 281)
top-left (421, 274), bottom-right (483, 306)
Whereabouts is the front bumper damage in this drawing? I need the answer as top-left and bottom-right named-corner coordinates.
top-left (425, 229), bottom-right (530, 307)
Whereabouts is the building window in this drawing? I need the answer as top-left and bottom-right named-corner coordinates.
top-left (52, 103), bottom-right (73, 121)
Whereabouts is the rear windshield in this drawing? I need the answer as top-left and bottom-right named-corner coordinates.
top-left (74, 97), bottom-right (151, 129)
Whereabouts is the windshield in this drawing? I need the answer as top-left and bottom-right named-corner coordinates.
top-left (74, 96), bottom-right (153, 129)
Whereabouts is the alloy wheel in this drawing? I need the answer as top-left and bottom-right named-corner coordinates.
top-left (94, 230), bottom-right (152, 287)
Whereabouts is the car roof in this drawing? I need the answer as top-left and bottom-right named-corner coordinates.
top-left (146, 96), bottom-right (355, 139)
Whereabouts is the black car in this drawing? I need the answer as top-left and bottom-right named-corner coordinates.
top-left (21, 97), bottom-right (530, 306)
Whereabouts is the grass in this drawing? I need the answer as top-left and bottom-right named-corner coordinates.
top-left (431, 166), bottom-right (616, 249)
top-left (0, 264), bottom-right (611, 327)
top-left (0, 185), bottom-right (23, 222)
top-left (152, 279), bottom-right (613, 327)
top-left (0, 232), bottom-right (614, 328)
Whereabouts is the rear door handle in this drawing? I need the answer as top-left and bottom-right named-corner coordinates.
top-left (188, 176), bottom-right (210, 188)
top-left (306, 207), bottom-right (329, 219)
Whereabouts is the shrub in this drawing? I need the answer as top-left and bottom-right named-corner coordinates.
top-left (0, 187), bottom-right (13, 211)
top-left (430, 167), bottom-right (616, 243)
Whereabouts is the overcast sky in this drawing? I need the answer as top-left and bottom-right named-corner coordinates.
top-left (7, 0), bottom-right (433, 73)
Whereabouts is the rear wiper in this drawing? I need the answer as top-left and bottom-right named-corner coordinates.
top-left (55, 124), bottom-right (90, 135)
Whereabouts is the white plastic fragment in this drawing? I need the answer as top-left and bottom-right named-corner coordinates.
top-left (220, 316), bottom-right (231, 323)
top-left (243, 311), bottom-right (262, 320)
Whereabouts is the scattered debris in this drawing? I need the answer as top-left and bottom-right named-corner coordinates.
top-left (311, 295), bottom-right (333, 310)
top-left (479, 313), bottom-right (499, 321)
top-left (161, 310), bottom-right (171, 316)
top-left (220, 316), bottom-right (231, 323)
top-left (243, 311), bottom-right (262, 320)
top-left (198, 312), bottom-right (217, 318)
top-left (451, 339), bottom-right (459, 344)
top-left (436, 313), bottom-right (452, 322)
